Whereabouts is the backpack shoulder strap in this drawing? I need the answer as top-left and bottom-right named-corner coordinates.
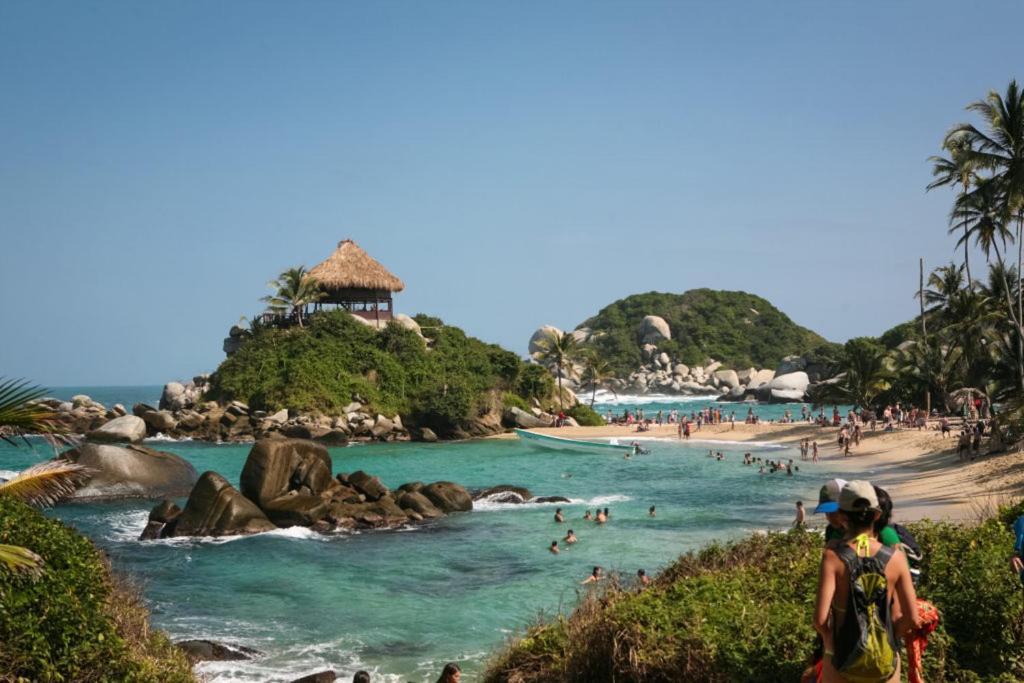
top-left (874, 545), bottom-right (894, 569)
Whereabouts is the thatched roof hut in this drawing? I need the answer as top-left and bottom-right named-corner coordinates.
top-left (307, 239), bottom-right (404, 321)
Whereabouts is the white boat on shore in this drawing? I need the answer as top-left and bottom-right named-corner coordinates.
top-left (514, 428), bottom-right (637, 454)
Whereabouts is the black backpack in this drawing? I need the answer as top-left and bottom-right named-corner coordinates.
top-left (892, 523), bottom-right (923, 585)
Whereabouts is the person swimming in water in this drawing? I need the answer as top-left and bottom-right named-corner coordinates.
top-left (648, 505), bottom-right (656, 517)
top-left (595, 509), bottom-right (607, 524)
top-left (549, 540), bottom-right (559, 554)
top-left (554, 507), bottom-right (564, 523)
top-left (581, 566), bottom-right (603, 584)
top-left (637, 568), bottom-right (651, 586)
top-left (564, 529), bottom-right (577, 544)
top-left (583, 510), bottom-right (592, 520)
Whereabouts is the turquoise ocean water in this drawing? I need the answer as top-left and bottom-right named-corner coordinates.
top-left (1, 387), bottom-right (844, 682)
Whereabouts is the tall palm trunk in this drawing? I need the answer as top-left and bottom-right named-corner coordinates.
top-left (992, 239), bottom-right (1024, 391)
top-left (962, 179), bottom-right (972, 286)
top-left (556, 360), bottom-right (564, 411)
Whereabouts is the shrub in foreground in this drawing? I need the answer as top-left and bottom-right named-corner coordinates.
top-left (0, 497), bottom-right (195, 682)
top-left (485, 513), bottom-right (1024, 682)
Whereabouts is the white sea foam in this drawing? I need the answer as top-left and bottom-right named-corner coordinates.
top-left (0, 469), bottom-right (21, 480)
top-left (145, 433), bottom-right (193, 443)
top-left (113, 512), bottom-right (336, 546)
top-left (473, 492), bottom-right (631, 512)
top-left (584, 390), bottom-right (721, 405)
top-left (194, 635), bottom-right (406, 683)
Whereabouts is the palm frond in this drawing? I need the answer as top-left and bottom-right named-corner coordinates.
top-left (0, 460), bottom-right (91, 508)
top-left (0, 543), bottom-right (43, 580)
top-left (0, 377), bottom-right (71, 448)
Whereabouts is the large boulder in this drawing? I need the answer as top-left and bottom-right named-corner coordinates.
top-left (61, 443), bottom-right (198, 500)
top-left (503, 406), bottom-right (547, 429)
top-left (749, 368), bottom-right (776, 388)
top-left (395, 491), bottom-right (444, 518)
top-left (177, 639), bottom-right (261, 662)
top-left (239, 439), bottom-right (334, 527)
top-left (140, 409), bottom-right (177, 433)
top-left (420, 481), bottom-right (473, 513)
top-left (347, 471), bottom-right (389, 502)
top-left (776, 355), bottom-right (807, 376)
top-left (86, 415), bottom-right (146, 444)
top-left (769, 371), bottom-right (810, 394)
top-left (770, 389), bottom-right (806, 402)
top-left (474, 485), bottom-right (533, 501)
top-left (240, 439), bottom-right (333, 505)
top-left (392, 313), bottom-right (423, 337)
top-left (528, 325), bottom-right (563, 356)
top-left (713, 369), bottom-right (741, 390)
top-left (159, 382), bottom-right (187, 411)
top-left (639, 316), bottom-right (671, 344)
top-left (170, 471), bottom-right (276, 537)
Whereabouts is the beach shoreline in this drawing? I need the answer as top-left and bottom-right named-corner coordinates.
top-left (497, 422), bottom-right (1024, 523)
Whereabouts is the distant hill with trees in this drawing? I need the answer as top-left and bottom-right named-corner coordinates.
top-left (578, 289), bottom-right (838, 376)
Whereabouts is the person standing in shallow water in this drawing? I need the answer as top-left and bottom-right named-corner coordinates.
top-left (436, 662), bottom-right (461, 683)
top-left (581, 566), bottom-right (603, 584)
top-left (549, 540), bottom-right (559, 554)
top-left (554, 507), bottom-right (564, 523)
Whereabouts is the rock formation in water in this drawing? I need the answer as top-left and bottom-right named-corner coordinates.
top-left (144, 438), bottom-right (475, 539)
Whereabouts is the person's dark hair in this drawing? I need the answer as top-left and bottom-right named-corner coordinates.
top-left (550, 540), bottom-right (557, 546)
top-left (593, 566), bottom-right (601, 575)
top-left (436, 662), bottom-right (461, 683)
top-left (567, 529), bottom-right (573, 535)
top-left (603, 507), bottom-right (609, 515)
top-left (841, 507), bottom-right (879, 531)
top-left (353, 671), bottom-right (371, 683)
top-left (873, 485), bottom-right (893, 532)
top-left (555, 507), bottom-right (561, 513)
top-left (637, 568), bottom-right (646, 576)
top-left (796, 500), bottom-right (803, 507)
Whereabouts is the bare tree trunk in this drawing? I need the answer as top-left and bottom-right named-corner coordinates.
top-left (557, 363), bottom-right (564, 411)
top-left (920, 258), bottom-right (931, 415)
top-left (963, 222), bottom-right (972, 286)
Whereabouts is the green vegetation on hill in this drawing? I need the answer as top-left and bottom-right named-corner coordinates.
top-left (0, 496), bottom-right (195, 682)
top-left (484, 502), bottom-right (1024, 683)
top-left (580, 289), bottom-right (837, 376)
top-left (208, 310), bottom-right (555, 436)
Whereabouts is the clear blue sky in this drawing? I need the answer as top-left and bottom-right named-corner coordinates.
top-left (1, 1), bottom-right (1020, 386)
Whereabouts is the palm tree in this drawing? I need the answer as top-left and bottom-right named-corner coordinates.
top-left (947, 80), bottom-right (1024, 383)
top-left (808, 338), bottom-right (895, 409)
top-left (532, 331), bottom-right (580, 410)
top-left (953, 178), bottom-right (1023, 389)
top-left (0, 378), bottom-right (88, 579)
top-left (929, 137), bottom-right (979, 284)
top-left (922, 263), bottom-right (965, 314)
top-left (579, 351), bottom-right (615, 407)
top-left (261, 266), bottom-right (325, 328)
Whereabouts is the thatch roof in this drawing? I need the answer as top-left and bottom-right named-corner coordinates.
top-left (307, 239), bottom-right (405, 293)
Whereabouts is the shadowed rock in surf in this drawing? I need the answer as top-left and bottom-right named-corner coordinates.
top-left (169, 471), bottom-right (276, 537)
top-left (61, 442), bottom-right (198, 501)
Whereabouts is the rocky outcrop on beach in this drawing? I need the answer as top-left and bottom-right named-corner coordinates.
top-left (41, 388), bottom-right (417, 444)
top-left (143, 438), bottom-right (475, 539)
top-left (60, 442), bottom-right (198, 501)
top-left (528, 316), bottom-right (837, 404)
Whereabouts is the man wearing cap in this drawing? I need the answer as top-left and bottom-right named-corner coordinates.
top-left (814, 478), bottom-right (848, 544)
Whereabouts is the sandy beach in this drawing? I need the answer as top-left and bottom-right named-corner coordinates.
top-left (499, 422), bottom-right (1024, 523)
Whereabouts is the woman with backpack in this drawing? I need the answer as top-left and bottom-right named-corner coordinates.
top-left (813, 481), bottom-right (921, 682)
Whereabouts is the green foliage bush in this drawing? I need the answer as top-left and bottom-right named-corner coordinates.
top-left (207, 310), bottom-right (546, 437)
top-left (582, 289), bottom-right (837, 376)
top-left (565, 404), bottom-right (605, 426)
top-left (0, 497), bottom-right (195, 682)
top-left (484, 511), bottom-right (1024, 683)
